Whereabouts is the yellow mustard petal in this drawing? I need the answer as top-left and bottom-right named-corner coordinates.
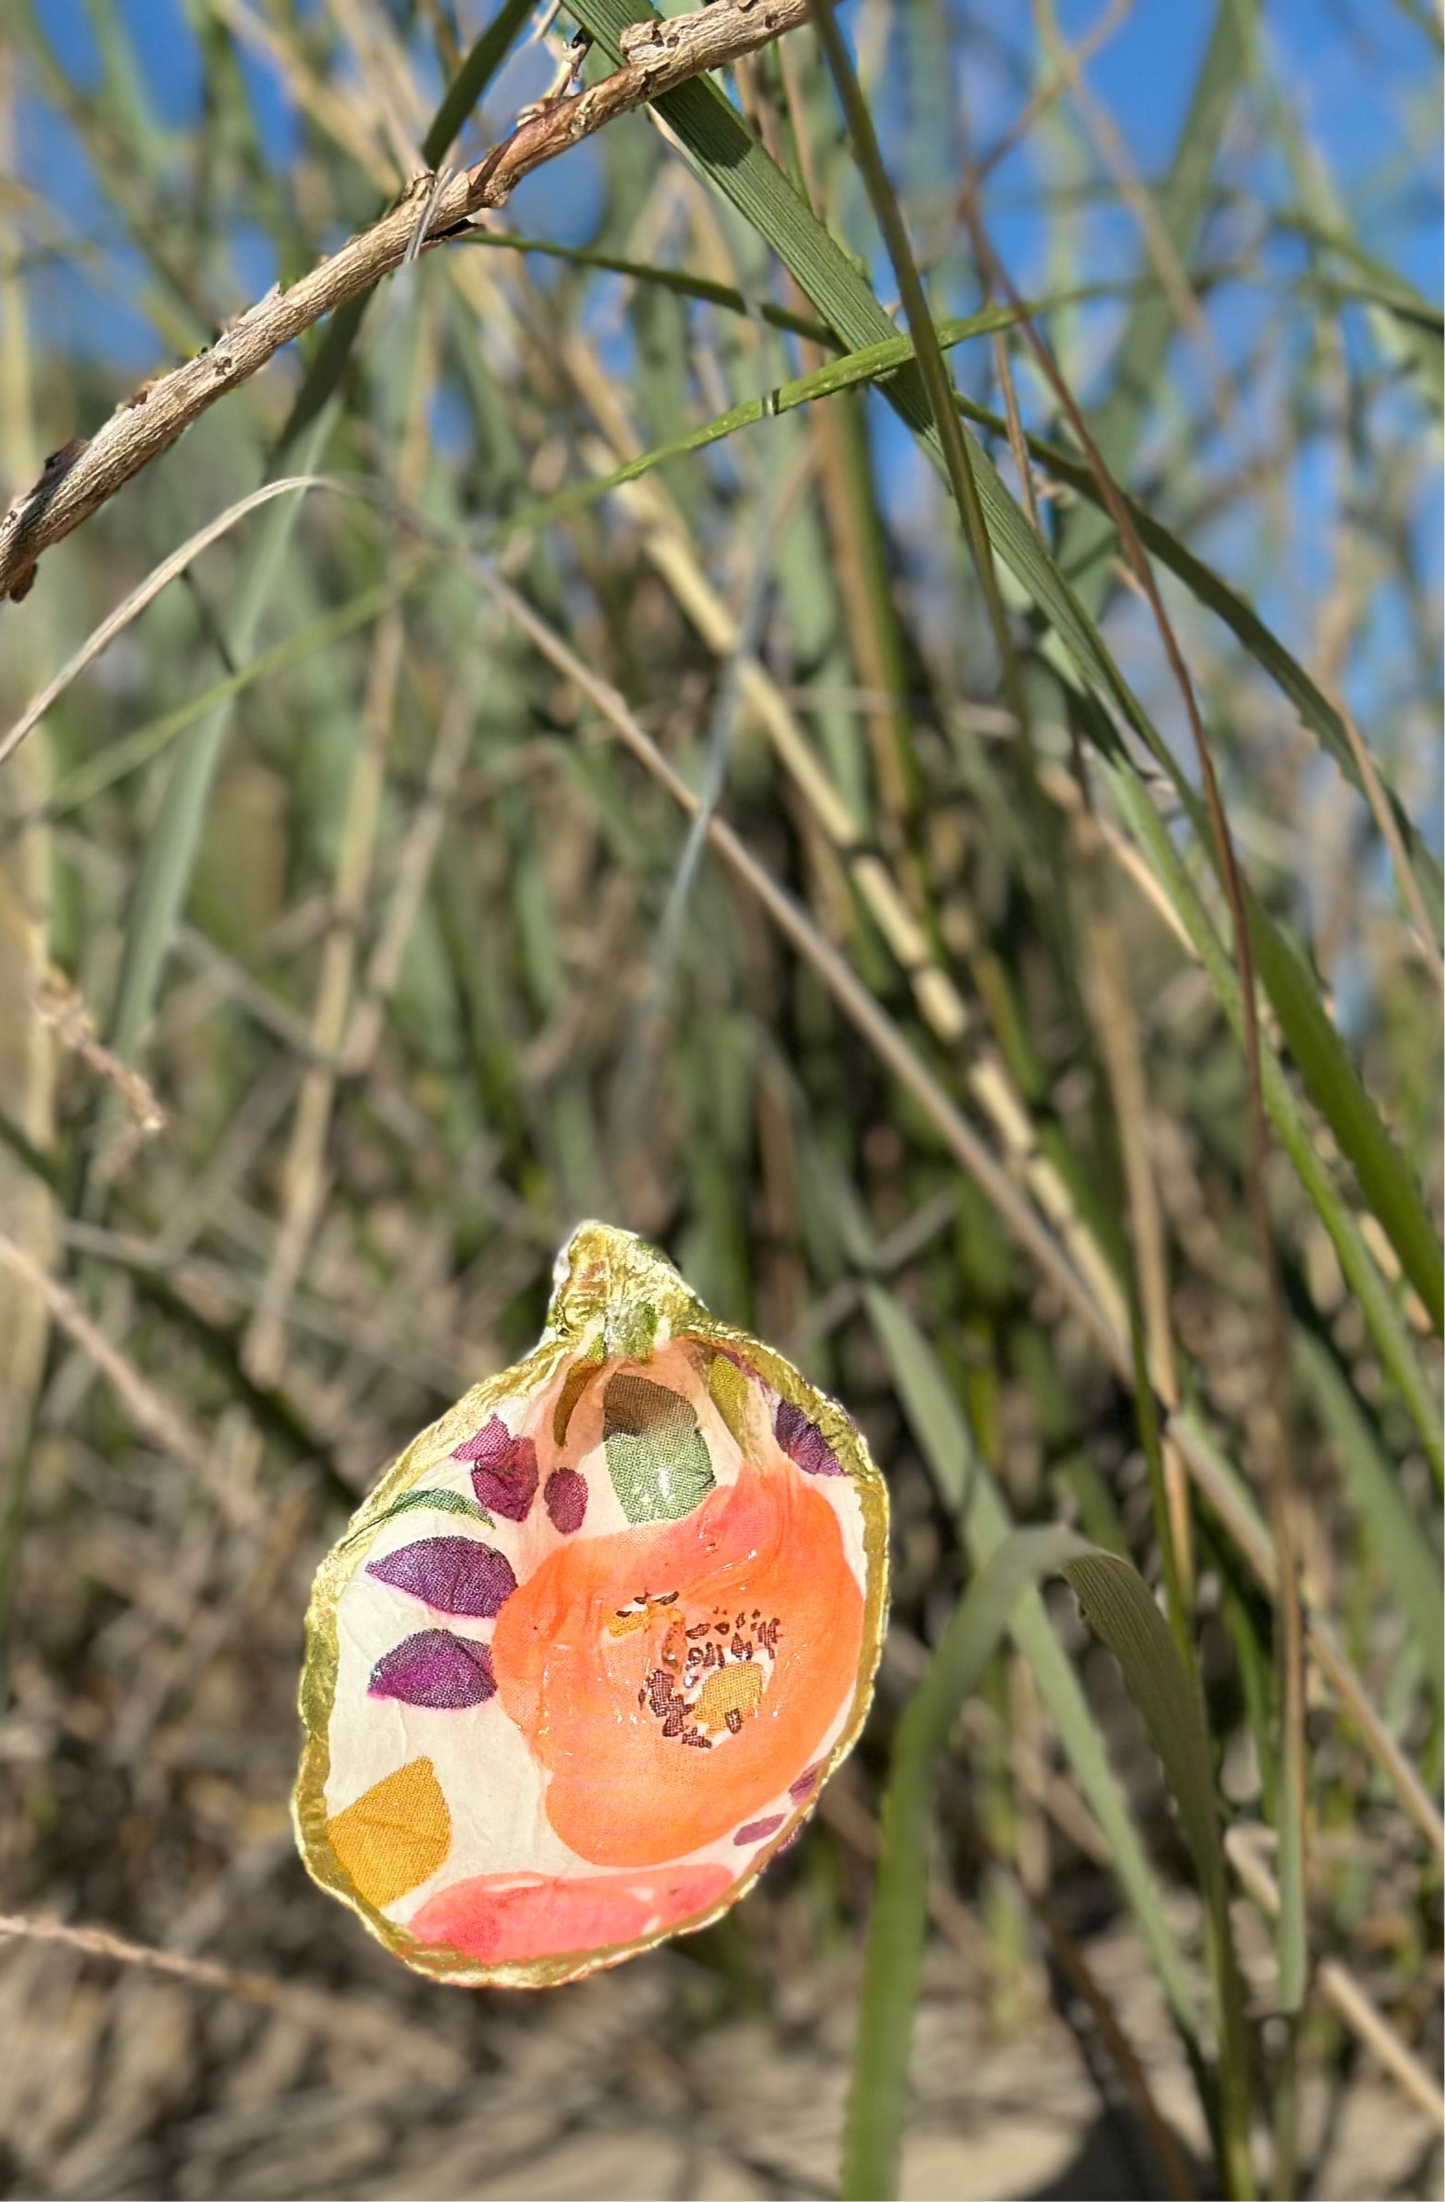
top-left (694, 1660), bottom-right (765, 1733)
top-left (325, 1756), bottom-right (451, 1907)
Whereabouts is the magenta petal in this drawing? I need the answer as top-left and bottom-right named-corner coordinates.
top-left (366, 1536), bottom-right (516, 1617)
top-left (734, 1813), bottom-right (786, 1846)
top-left (454, 1416), bottom-right (538, 1521)
top-left (789, 1762), bottom-right (823, 1802)
top-left (369, 1629), bottom-right (495, 1708)
top-left (775, 1399), bottom-right (842, 1476)
top-left (544, 1466), bottom-right (587, 1535)
top-left (452, 1415), bottom-right (511, 1466)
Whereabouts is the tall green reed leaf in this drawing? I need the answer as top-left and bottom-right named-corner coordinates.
top-left (841, 1522), bottom-right (1255, 2200)
top-left (861, 1289), bottom-right (1206, 2048)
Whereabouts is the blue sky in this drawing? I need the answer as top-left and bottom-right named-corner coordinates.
top-left (18, 0), bottom-right (1440, 509)
top-left (23, 0), bottom-right (1443, 327)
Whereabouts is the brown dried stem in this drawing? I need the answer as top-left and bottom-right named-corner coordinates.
top-left (0, 0), bottom-right (819, 605)
top-left (0, 1911), bottom-right (466, 2081)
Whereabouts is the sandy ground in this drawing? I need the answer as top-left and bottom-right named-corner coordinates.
top-left (3, 1873), bottom-right (1439, 2201)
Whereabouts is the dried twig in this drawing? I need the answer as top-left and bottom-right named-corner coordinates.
top-left (34, 968), bottom-right (165, 1138)
top-left (0, 1228), bottom-right (260, 1529)
top-left (1225, 1829), bottom-right (1445, 2133)
top-left (0, 477), bottom-right (335, 768)
top-left (0, 0), bottom-right (824, 606)
top-left (0, 1912), bottom-right (466, 2082)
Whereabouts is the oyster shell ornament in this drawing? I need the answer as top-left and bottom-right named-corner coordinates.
top-left (294, 1223), bottom-right (889, 1987)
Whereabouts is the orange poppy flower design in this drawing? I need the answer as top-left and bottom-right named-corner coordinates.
top-left (294, 1224), bottom-right (888, 1989)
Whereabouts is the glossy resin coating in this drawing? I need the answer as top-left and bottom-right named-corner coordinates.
top-left (294, 1223), bottom-right (889, 1987)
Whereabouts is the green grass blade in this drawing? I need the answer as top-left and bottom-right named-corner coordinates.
top-left (1244, 909), bottom-right (1442, 1334)
top-left (560, 0), bottom-right (945, 440)
top-left (490, 306), bottom-right (1027, 543)
top-left (840, 1508), bottom-right (1256, 2200)
top-left (809, 0), bottom-right (1025, 724)
top-left (840, 1522), bottom-right (1102, 2202)
top-left (1087, 717), bottom-right (1445, 1479)
top-left (39, 574), bottom-right (422, 822)
top-left (423, 0), bottom-right (536, 166)
top-left (1295, 1329), bottom-right (1444, 1708)
top-left (1061, 1549), bottom-right (1255, 2190)
top-left (460, 229), bottom-right (831, 339)
top-left (861, 1286), bottom-right (1202, 2038)
top-left (952, 391), bottom-right (1441, 1368)
top-left (95, 1), bottom-right (535, 1081)
top-left (101, 406), bottom-right (338, 1076)
top-left (984, 401), bottom-right (1443, 935)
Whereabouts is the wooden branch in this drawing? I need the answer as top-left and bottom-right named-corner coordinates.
top-left (0, 0), bottom-right (816, 607)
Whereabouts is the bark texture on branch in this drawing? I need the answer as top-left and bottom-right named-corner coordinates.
top-left (0, 0), bottom-right (814, 607)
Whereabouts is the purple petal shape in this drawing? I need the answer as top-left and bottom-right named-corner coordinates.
top-left (788, 1762), bottom-right (823, 1802)
top-left (734, 1813), bottom-right (786, 1846)
top-left (775, 1399), bottom-right (842, 1477)
top-left (366, 1536), bottom-right (516, 1617)
top-left (544, 1466), bottom-right (587, 1535)
top-left (368, 1628), bottom-right (495, 1708)
top-left (453, 1416), bottom-right (538, 1522)
top-left (452, 1415), bottom-right (508, 1464)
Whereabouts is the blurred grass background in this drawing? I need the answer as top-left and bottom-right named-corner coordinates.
top-left (0, 0), bottom-right (1441, 2195)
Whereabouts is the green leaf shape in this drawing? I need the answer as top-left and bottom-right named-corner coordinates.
top-left (382, 1487), bottom-right (496, 1527)
top-left (841, 1525), bottom-right (1252, 2202)
top-left (603, 1372), bottom-right (715, 1524)
top-left (342, 1488), bottom-right (495, 1548)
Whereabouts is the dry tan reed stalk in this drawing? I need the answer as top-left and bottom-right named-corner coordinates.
top-left (1224, 1830), bottom-right (1445, 2132)
top-left (0, 0), bottom-right (822, 605)
top-left (0, 1912), bottom-right (467, 2082)
top-left (0, 1228), bottom-right (260, 1529)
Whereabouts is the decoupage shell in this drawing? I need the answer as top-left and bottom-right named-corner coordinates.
top-left (293, 1223), bottom-right (889, 1988)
